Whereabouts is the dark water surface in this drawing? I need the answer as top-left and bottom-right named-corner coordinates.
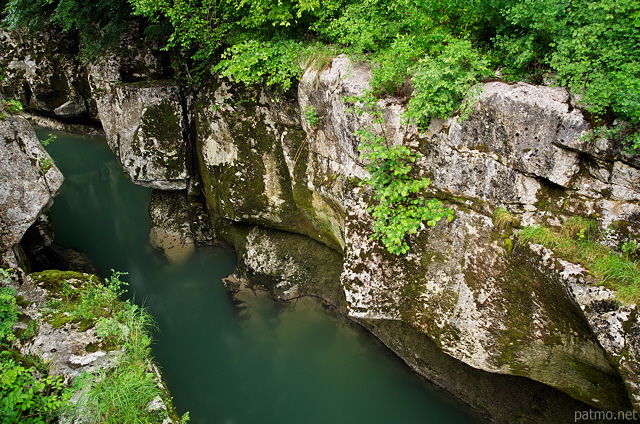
top-left (40, 128), bottom-right (483, 424)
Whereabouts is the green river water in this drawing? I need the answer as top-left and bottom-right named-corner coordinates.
top-left (39, 128), bottom-right (484, 424)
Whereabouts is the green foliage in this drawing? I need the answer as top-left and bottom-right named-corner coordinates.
top-left (211, 36), bottom-right (304, 90)
top-left (0, 353), bottom-right (72, 423)
top-left (36, 269), bottom-right (127, 330)
top-left (369, 34), bottom-right (431, 96)
top-left (560, 216), bottom-right (599, 241)
top-left (129, 0), bottom-right (234, 61)
top-left (3, 0), bottom-right (133, 60)
top-left (0, 99), bottom-right (24, 120)
top-left (0, 269), bottom-right (17, 343)
top-left (2, 0), bottom-right (55, 31)
top-left (4, 0), bottom-right (639, 145)
top-left (39, 158), bottom-right (53, 174)
top-left (621, 240), bottom-right (638, 256)
top-left (40, 133), bottom-right (57, 147)
top-left (405, 39), bottom-right (488, 127)
top-left (498, 0), bottom-right (640, 146)
top-left (75, 302), bottom-right (167, 424)
top-left (0, 267), bottom-right (173, 422)
top-left (312, 0), bottom-right (403, 55)
top-left (303, 104), bottom-right (319, 127)
top-left (580, 125), bottom-right (640, 152)
top-left (519, 218), bottom-right (640, 303)
top-left (0, 269), bottom-right (72, 423)
top-left (348, 94), bottom-right (454, 254)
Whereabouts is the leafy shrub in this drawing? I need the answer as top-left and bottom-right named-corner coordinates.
top-left (499, 0), bottom-right (640, 146)
top-left (40, 133), bottom-right (57, 147)
top-left (211, 37), bottom-right (304, 91)
top-left (348, 94), bottom-right (454, 254)
top-left (0, 269), bottom-right (17, 344)
top-left (0, 287), bottom-right (18, 343)
top-left (3, 0), bottom-right (133, 59)
top-left (0, 269), bottom-right (73, 423)
top-left (0, 99), bottom-right (24, 120)
top-left (369, 34), bottom-right (430, 96)
top-left (405, 39), bottom-right (488, 128)
top-left (303, 105), bottom-right (319, 127)
top-left (0, 353), bottom-right (72, 423)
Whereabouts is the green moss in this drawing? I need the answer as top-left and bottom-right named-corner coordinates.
top-left (469, 144), bottom-right (492, 153)
top-left (30, 270), bottom-right (95, 293)
top-left (564, 358), bottom-right (631, 410)
top-left (532, 184), bottom-right (566, 215)
top-left (47, 311), bottom-right (73, 329)
top-left (139, 99), bottom-right (185, 179)
top-left (14, 295), bottom-right (30, 308)
top-left (503, 237), bottom-right (513, 254)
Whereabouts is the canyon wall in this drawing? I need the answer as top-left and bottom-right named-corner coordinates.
top-left (2, 26), bottom-right (640, 422)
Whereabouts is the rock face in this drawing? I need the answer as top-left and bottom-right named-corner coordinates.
top-left (316, 62), bottom-right (640, 411)
top-left (0, 28), bottom-right (91, 120)
top-left (3, 25), bottom-right (640, 421)
top-left (148, 190), bottom-right (196, 263)
top-left (0, 115), bottom-right (63, 268)
top-left (202, 56), bottom-right (640, 413)
top-left (194, 80), bottom-right (346, 251)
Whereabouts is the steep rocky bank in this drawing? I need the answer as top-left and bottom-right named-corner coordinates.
top-left (0, 112), bottom-right (180, 422)
top-left (2, 25), bottom-right (639, 423)
top-left (0, 114), bottom-right (63, 269)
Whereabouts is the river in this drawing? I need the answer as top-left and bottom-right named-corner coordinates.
top-left (39, 128), bottom-right (484, 424)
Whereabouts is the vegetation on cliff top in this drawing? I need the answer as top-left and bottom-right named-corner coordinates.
top-left (2, 0), bottom-right (639, 142)
top-left (1, 0), bottom-right (638, 254)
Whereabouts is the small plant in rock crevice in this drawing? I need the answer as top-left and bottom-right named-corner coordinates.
top-left (303, 104), bottom-right (319, 128)
top-left (346, 92), bottom-right (454, 255)
top-left (0, 99), bottom-right (24, 120)
top-left (492, 207), bottom-right (519, 233)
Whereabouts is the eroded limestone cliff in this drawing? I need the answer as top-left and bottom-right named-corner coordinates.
top-left (2, 26), bottom-right (639, 423)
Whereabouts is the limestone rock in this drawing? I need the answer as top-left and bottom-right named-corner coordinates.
top-left (195, 80), bottom-right (346, 251)
top-left (195, 55), bottom-right (640, 412)
top-left (0, 28), bottom-right (91, 120)
top-left (529, 244), bottom-right (640, 412)
top-left (229, 225), bottom-right (346, 309)
top-left (448, 82), bottom-right (582, 188)
top-left (0, 116), bottom-right (63, 266)
top-left (341, 188), bottom-right (630, 410)
top-left (93, 81), bottom-right (188, 190)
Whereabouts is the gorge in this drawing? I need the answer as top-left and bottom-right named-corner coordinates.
top-left (1, 18), bottom-right (639, 424)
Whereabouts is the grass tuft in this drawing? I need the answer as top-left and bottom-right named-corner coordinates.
top-left (519, 217), bottom-right (640, 303)
top-left (492, 207), bottom-right (519, 232)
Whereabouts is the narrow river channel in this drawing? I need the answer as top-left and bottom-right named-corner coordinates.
top-left (39, 128), bottom-right (484, 424)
